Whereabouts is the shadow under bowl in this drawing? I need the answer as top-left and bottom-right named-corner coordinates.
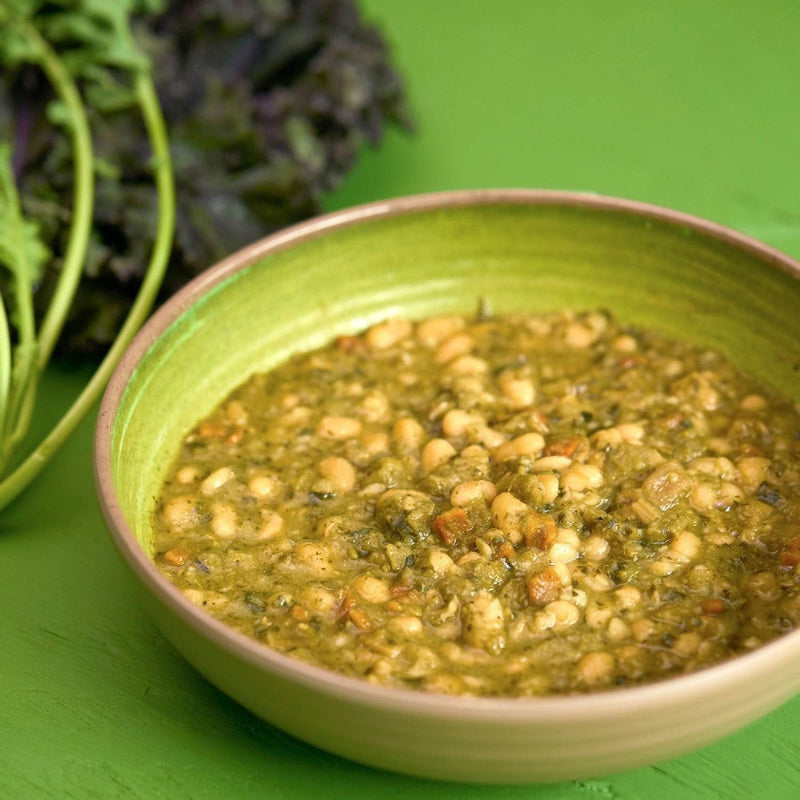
top-left (95, 189), bottom-right (800, 783)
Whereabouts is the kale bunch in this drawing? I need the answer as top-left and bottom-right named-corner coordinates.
top-left (3, 0), bottom-right (411, 355)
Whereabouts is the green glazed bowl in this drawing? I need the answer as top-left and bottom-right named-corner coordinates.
top-left (95, 190), bottom-right (800, 783)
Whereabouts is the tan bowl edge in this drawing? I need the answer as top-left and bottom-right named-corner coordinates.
top-left (94, 189), bottom-right (800, 782)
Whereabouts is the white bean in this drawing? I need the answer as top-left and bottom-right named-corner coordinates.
top-left (421, 438), bottom-right (457, 474)
top-left (577, 651), bottom-right (615, 684)
top-left (200, 466), bottom-right (235, 496)
top-left (435, 333), bottom-right (474, 364)
top-left (416, 315), bottom-right (465, 348)
top-left (450, 480), bottom-right (497, 507)
top-left (366, 317), bottom-right (412, 349)
top-left (318, 456), bottom-right (357, 493)
top-left (497, 369), bottom-right (536, 409)
top-left (318, 416), bottom-right (363, 439)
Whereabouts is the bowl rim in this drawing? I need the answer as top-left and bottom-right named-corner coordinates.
top-left (95, 187), bottom-right (800, 721)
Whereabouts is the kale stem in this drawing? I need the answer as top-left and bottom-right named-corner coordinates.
top-left (32, 28), bottom-right (95, 371)
top-left (2, 184), bottom-right (37, 455)
top-left (0, 141), bottom-right (37, 467)
top-left (0, 296), bottom-right (10, 431)
top-left (2, 25), bottom-right (95, 455)
top-left (0, 72), bottom-right (174, 510)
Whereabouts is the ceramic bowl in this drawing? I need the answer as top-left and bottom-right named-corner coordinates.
top-left (95, 190), bottom-right (800, 783)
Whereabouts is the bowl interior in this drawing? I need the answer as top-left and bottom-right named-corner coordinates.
top-left (111, 196), bottom-right (800, 558)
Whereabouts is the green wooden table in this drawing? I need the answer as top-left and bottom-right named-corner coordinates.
top-left (3, 1), bottom-right (799, 797)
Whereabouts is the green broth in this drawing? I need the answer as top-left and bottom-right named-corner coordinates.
top-left (152, 310), bottom-right (800, 696)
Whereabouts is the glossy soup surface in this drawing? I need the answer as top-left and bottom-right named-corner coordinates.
top-left (153, 309), bottom-right (800, 696)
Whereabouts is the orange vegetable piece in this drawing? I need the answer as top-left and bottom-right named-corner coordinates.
top-left (701, 598), bottom-right (725, 615)
top-left (495, 541), bottom-right (516, 560)
top-left (291, 605), bottom-right (310, 622)
top-left (544, 437), bottom-right (581, 458)
top-left (432, 508), bottom-right (472, 546)
top-left (162, 547), bottom-right (191, 567)
top-left (197, 421), bottom-right (227, 438)
top-left (526, 567), bottom-right (562, 604)
top-left (337, 590), bottom-right (356, 621)
top-left (335, 335), bottom-right (365, 353)
top-left (522, 511), bottom-right (558, 549)
top-left (348, 608), bottom-right (371, 631)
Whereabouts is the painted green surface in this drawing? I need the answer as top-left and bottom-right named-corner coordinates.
top-left (2, 1), bottom-right (800, 797)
